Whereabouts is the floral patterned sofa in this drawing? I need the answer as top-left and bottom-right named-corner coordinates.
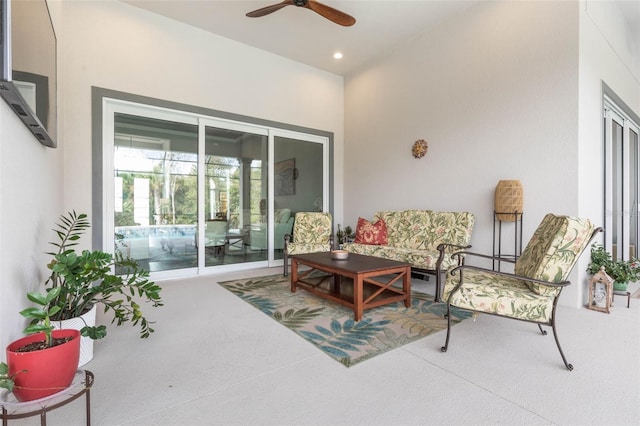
top-left (342, 209), bottom-right (475, 301)
top-left (440, 213), bottom-right (601, 370)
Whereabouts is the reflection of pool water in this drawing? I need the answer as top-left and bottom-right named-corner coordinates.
top-left (116, 224), bottom-right (196, 239)
top-left (116, 225), bottom-right (196, 258)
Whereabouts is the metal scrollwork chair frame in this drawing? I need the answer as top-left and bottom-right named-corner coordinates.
top-left (440, 214), bottom-right (602, 371)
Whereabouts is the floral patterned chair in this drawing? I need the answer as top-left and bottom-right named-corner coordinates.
top-left (283, 212), bottom-right (334, 276)
top-left (440, 213), bottom-right (601, 370)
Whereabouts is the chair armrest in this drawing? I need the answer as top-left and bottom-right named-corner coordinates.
top-left (436, 243), bottom-right (472, 271)
top-left (439, 246), bottom-right (516, 264)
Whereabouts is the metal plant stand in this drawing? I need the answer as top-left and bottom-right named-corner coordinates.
top-left (493, 211), bottom-right (523, 271)
top-left (1, 370), bottom-right (94, 426)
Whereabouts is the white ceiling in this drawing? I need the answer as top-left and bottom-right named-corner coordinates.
top-left (122, 0), bottom-right (479, 76)
top-left (122, 0), bottom-right (640, 77)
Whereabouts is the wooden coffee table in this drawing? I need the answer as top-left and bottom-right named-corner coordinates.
top-left (290, 252), bottom-right (411, 321)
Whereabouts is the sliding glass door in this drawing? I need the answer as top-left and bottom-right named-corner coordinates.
top-left (103, 98), bottom-right (330, 279)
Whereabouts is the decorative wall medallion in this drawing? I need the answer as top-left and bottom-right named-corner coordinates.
top-left (412, 139), bottom-right (428, 158)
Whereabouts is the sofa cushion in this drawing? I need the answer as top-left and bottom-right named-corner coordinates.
top-left (354, 217), bottom-right (388, 245)
top-left (344, 243), bottom-right (442, 270)
top-left (514, 214), bottom-right (595, 296)
top-left (287, 242), bottom-right (332, 255)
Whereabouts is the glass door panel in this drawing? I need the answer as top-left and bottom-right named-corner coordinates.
top-left (611, 118), bottom-right (624, 260)
top-left (273, 135), bottom-right (326, 261)
top-left (203, 126), bottom-right (268, 267)
top-left (113, 113), bottom-right (198, 273)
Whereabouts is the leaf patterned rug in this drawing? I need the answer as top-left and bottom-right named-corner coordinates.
top-left (218, 274), bottom-right (472, 367)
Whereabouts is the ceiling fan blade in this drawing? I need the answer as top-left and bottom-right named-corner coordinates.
top-left (306, 0), bottom-right (356, 26)
top-left (246, 1), bottom-right (295, 18)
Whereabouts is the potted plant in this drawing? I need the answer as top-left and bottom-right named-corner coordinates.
top-left (343, 225), bottom-right (354, 242)
top-left (336, 224), bottom-right (345, 246)
top-left (587, 244), bottom-right (639, 291)
top-left (6, 287), bottom-right (80, 401)
top-left (44, 211), bottom-right (163, 365)
top-left (0, 362), bottom-right (15, 392)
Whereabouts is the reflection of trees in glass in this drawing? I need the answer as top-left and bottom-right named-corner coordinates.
top-left (206, 156), bottom-right (240, 228)
top-left (115, 149), bottom-right (264, 230)
top-left (115, 173), bottom-right (136, 226)
top-left (250, 162), bottom-right (263, 225)
top-left (115, 149), bottom-right (197, 226)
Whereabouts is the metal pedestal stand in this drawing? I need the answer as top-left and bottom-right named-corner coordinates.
top-left (1, 370), bottom-right (94, 426)
top-left (493, 211), bottom-right (523, 271)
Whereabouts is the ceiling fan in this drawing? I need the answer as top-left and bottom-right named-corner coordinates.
top-left (246, 0), bottom-right (356, 27)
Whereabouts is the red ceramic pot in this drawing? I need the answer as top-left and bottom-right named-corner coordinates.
top-left (6, 329), bottom-right (80, 401)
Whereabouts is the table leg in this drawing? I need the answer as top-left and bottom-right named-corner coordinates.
top-left (290, 259), bottom-right (298, 293)
top-left (333, 273), bottom-right (341, 293)
top-left (354, 274), bottom-right (363, 321)
top-left (403, 268), bottom-right (411, 308)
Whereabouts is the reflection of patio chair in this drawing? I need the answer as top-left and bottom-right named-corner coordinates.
top-left (283, 212), bottom-right (334, 276)
top-left (205, 220), bottom-right (227, 256)
top-left (440, 213), bottom-right (601, 370)
top-left (250, 208), bottom-right (294, 251)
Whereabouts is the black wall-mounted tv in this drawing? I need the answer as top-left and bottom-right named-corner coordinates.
top-left (0, 0), bottom-right (57, 148)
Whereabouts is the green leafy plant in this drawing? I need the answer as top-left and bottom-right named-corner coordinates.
top-left (336, 224), bottom-right (344, 244)
top-left (336, 224), bottom-right (354, 245)
top-left (0, 362), bottom-right (15, 392)
top-left (343, 226), bottom-right (353, 239)
top-left (19, 287), bottom-right (62, 347)
top-left (587, 244), bottom-right (640, 284)
top-left (44, 211), bottom-right (163, 340)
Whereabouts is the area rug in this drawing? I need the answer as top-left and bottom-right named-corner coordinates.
top-left (218, 274), bottom-right (471, 367)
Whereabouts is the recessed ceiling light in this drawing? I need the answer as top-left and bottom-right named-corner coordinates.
top-left (333, 52), bottom-right (343, 60)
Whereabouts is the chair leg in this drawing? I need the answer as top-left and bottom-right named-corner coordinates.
top-left (283, 250), bottom-right (288, 277)
top-left (537, 324), bottom-right (547, 335)
top-left (434, 271), bottom-right (441, 303)
top-left (550, 321), bottom-right (573, 371)
top-left (440, 302), bottom-right (452, 352)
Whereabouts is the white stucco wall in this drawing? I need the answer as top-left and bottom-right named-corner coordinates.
top-left (59, 0), bottom-right (345, 230)
top-left (345, 1), bottom-right (581, 304)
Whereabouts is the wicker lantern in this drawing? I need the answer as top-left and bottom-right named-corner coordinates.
top-left (494, 180), bottom-right (523, 222)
